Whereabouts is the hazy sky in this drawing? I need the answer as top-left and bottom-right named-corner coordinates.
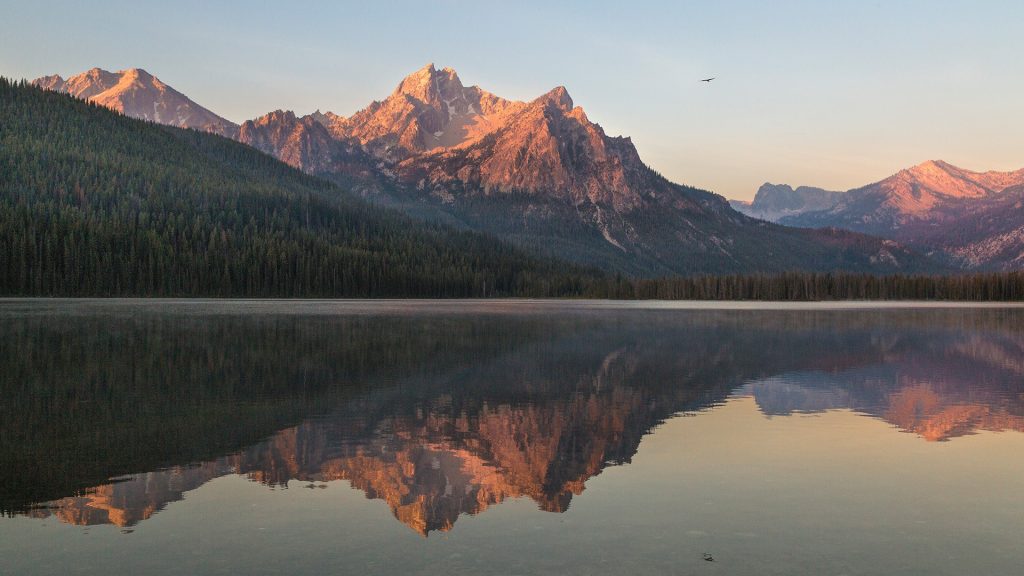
top-left (3, 0), bottom-right (1022, 200)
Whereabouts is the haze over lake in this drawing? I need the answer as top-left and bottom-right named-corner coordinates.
top-left (2, 300), bottom-right (1023, 575)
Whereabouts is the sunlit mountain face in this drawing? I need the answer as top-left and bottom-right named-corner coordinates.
top-left (33, 68), bottom-right (239, 137)
top-left (3, 303), bottom-right (1023, 535)
top-left (30, 66), bottom-right (941, 276)
top-left (768, 160), bottom-right (1024, 270)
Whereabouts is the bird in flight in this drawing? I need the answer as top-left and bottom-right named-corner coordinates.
top-left (700, 77), bottom-right (715, 82)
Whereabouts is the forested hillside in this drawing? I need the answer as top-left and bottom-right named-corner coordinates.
top-left (0, 79), bottom-right (597, 297)
top-left (3, 79), bottom-right (1020, 301)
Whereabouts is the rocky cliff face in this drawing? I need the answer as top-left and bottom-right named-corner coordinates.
top-left (322, 64), bottom-right (528, 159)
top-left (33, 67), bottom-right (239, 137)
top-left (393, 85), bottom-right (672, 213)
top-left (237, 109), bottom-right (381, 178)
top-left (311, 65), bottom-right (682, 215)
top-left (36, 64), bottom-right (944, 275)
top-left (779, 160), bottom-right (1024, 269)
top-left (731, 183), bottom-right (842, 222)
top-left (295, 65), bottom-right (937, 275)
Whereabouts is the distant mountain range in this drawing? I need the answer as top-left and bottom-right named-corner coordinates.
top-left (730, 184), bottom-right (843, 222)
top-left (733, 160), bottom-right (1024, 270)
top-left (32, 65), bottom-right (943, 276)
top-left (34, 67), bottom-right (238, 136)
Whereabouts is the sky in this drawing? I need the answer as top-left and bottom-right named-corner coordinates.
top-left (2, 0), bottom-right (1023, 200)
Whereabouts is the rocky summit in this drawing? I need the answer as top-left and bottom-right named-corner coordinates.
top-left (34, 67), bottom-right (238, 137)
top-left (35, 64), bottom-right (944, 276)
top-left (778, 160), bottom-right (1024, 270)
top-left (229, 64), bottom-right (938, 275)
top-left (730, 184), bottom-right (843, 222)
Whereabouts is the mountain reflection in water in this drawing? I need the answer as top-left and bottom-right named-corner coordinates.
top-left (3, 302), bottom-right (1023, 535)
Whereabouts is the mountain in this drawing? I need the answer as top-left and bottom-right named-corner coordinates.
top-left (230, 64), bottom-right (939, 275)
top-left (730, 183), bottom-right (842, 222)
top-left (234, 109), bottom-right (395, 204)
top-left (33, 67), bottom-right (239, 137)
top-left (317, 64), bottom-right (529, 160)
top-left (237, 110), bottom-right (338, 172)
top-left (30, 64), bottom-right (946, 275)
top-left (779, 160), bottom-right (1024, 269)
top-left (0, 78), bottom-right (598, 297)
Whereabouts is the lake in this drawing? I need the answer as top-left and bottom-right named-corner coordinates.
top-left (1, 299), bottom-right (1023, 575)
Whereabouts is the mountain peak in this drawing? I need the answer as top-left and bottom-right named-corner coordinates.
top-left (393, 63), bottom-right (466, 103)
top-left (907, 159), bottom-right (954, 174)
top-left (779, 159), bottom-right (1024, 268)
top-left (538, 86), bottom-right (573, 111)
top-left (735, 182), bottom-right (842, 221)
top-left (309, 109), bottom-right (345, 127)
top-left (891, 159), bottom-right (1024, 202)
top-left (33, 74), bottom-right (66, 91)
top-left (254, 109), bottom-right (298, 123)
top-left (31, 66), bottom-right (238, 136)
top-left (120, 67), bottom-right (153, 79)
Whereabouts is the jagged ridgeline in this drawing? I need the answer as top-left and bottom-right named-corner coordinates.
top-left (0, 79), bottom-right (599, 297)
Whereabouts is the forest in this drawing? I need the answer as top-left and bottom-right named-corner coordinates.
top-left (2, 78), bottom-right (1022, 301)
top-left (595, 272), bottom-right (1024, 301)
top-left (0, 78), bottom-right (597, 297)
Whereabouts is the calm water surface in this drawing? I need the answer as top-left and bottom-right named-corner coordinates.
top-left (1, 300), bottom-right (1023, 575)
